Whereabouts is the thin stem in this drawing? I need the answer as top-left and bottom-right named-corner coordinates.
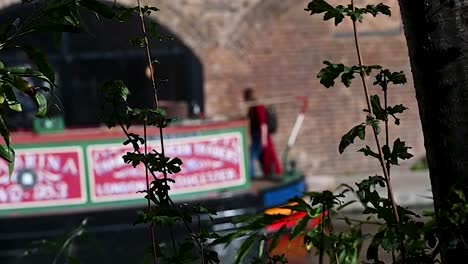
top-left (136, 0), bottom-right (169, 200)
top-left (319, 206), bottom-right (325, 264)
top-left (350, 0), bottom-right (399, 224)
top-left (134, 3), bottom-right (205, 262)
top-left (135, 2), bottom-right (164, 263)
top-left (384, 87), bottom-right (391, 178)
top-left (144, 120), bottom-right (158, 264)
top-left (119, 123), bottom-right (159, 263)
top-left (350, 1), bottom-right (405, 261)
top-left (137, 0), bottom-right (159, 108)
top-left (118, 123), bottom-right (205, 254)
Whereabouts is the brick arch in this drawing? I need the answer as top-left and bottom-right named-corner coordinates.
top-left (0, 0), bottom-right (208, 59)
top-left (122, 0), bottom-right (210, 59)
top-left (225, 0), bottom-right (298, 57)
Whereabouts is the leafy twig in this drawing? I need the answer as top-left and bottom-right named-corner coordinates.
top-left (350, 0), bottom-right (400, 226)
top-left (350, 0), bottom-right (406, 262)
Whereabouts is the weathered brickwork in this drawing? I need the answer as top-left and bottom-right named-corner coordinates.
top-left (0, 0), bottom-right (425, 176)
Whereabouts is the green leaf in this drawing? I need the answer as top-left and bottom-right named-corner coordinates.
top-left (129, 37), bottom-right (146, 48)
top-left (383, 138), bottom-right (413, 165)
top-left (20, 46), bottom-right (55, 83)
top-left (338, 124), bottom-right (366, 154)
top-left (80, 0), bottom-right (115, 19)
top-left (64, 13), bottom-right (80, 27)
top-left (166, 157), bottom-right (183, 174)
top-left (0, 67), bottom-right (53, 84)
top-left (234, 234), bottom-right (257, 264)
top-left (387, 104), bottom-right (407, 126)
top-left (3, 86), bottom-right (22, 112)
top-left (341, 66), bottom-right (356, 87)
top-left (388, 71), bottom-right (406, 85)
top-left (305, 1), bottom-right (346, 25)
top-left (210, 231), bottom-right (247, 247)
top-left (102, 80), bottom-right (130, 101)
top-left (373, 69), bottom-right (406, 90)
top-left (317, 61), bottom-right (345, 88)
top-left (306, 2), bottom-right (390, 25)
top-left (101, 80), bottom-right (131, 128)
top-left (358, 145), bottom-right (379, 160)
top-left (0, 145), bottom-right (12, 163)
top-left (290, 216), bottom-right (309, 241)
top-left (305, 0), bottom-right (335, 14)
top-left (391, 138), bottom-right (413, 164)
top-left (361, 65), bottom-right (382, 76)
top-left (366, 117), bottom-right (381, 134)
top-left (0, 114), bottom-right (10, 146)
top-left (380, 227), bottom-right (400, 251)
top-left (349, 9), bottom-right (365, 22)
top-left (366, 230), bottom-right (384, 262)
top-left (269, 225), bottom-right (286, 252)
top-left (33, 93), bottom-right (48, 117)
top-left (370, 95), bottom-right (385, 121)
top-left (365, 3), bottom-right (391, 17)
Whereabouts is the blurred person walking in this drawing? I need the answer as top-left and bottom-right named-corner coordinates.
top-left (243, 88), bottom-right (282, 179)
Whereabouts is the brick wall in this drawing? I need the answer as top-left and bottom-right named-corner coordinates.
top-left (0, 0), bottom-right (426, 177)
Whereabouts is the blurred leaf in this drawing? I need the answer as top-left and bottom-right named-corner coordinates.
top-left (80, 0), bottom-right (115, 19)
top-left (8, 148), bottom-right (15, 179)
top-left (3, 86), bottom-right (22, 112)
top-left (210, 231), bottom-right (248, 248)
top-left (366, 229), bottom-right (385, 262)
top-left (0, 67), bottom-right (53, 84)
top-left (20, 46), bottom-right (55, 83)
top-left (0, 145), bottom-right (12, 163)
top-left (269, 225), bottom-right (286, 252)
top-left (33, 93), bottom-right (48, 117)
top-left (290, 216), bottom-right (309, 241)
top-left (0, 114), bottom-right (10, 146)
top-left (234, 234), bottom-right (257, 264)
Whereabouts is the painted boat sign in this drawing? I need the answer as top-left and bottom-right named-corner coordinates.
top-left (0, 147), bottom-right (86, 209)
top-left (88, 132), bottom-right (247, 202)
top-left (0, 121), bottom-right (250, 216)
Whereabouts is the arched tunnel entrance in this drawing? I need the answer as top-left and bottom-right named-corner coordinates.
top-left (0, 4), bottom-right (211, 264)
top-left (0, 4), bottom-right (204, 129)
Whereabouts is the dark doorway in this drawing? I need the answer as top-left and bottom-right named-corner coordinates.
top-left (0, 4), bottom-right (204, 128)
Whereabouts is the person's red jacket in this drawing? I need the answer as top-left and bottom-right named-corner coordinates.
top-left (255, 105), bottom-right (283, 176)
